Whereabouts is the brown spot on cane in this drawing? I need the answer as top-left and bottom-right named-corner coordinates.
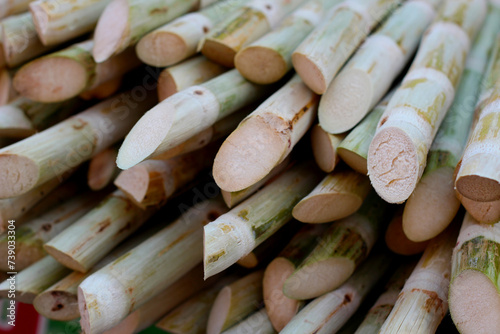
top-left (194, 90), bottom-right (203, 95)
top-left (238, 209), bottom-right (249, 221)
top-left (51, 304), bottom-right (64, 311)
top-left (150, 7), bottom-right (168, 15)
top-left (203, 26), bottom-right (209, 33)
top-left (380, 117), bottom-right (388, 126)
top-left (42, 224), bottom-right (52, 232)
top-left (71, 119), bottom-right (88, 130)
top-left (97, 219), bottom-right (111, 233)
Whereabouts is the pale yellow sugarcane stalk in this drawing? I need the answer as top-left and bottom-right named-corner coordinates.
top-left (368, 0), bottom-right (487, 204)
top-left (157, 56), bottom-right (227, 101)
top-left (449, 213), bottom-right (500, 334)
top-left (222, 308), bottom-right (276, 334)
top-left (0, 90), bottom-right (156, 198)
top-left (137, 0), bottom-right (248, 67)
top-left (292, 169), bottom-right (371, 223)
top-left (380, 223), bottom-right (459, 333)
top-left (213, 74), bottom-right (318, 192)
top-left (204, 161), bottom-right (322, 278)
top-left (200, 0), bottom-right (305, 67)
top-left (310, 124), bottom-right (345, 173)
top-left (78, 198), bottom-right (228, 334)
top-left (235, 0), bottom-right (342, 85)
top-left (319, 0), bottom-right (439, 133)
top-left (14, 40), bottom-right (141, 103)
top-left (0, 256), bottom-right (71, 303)
top-left (0, 0), bottom-right (32, 19)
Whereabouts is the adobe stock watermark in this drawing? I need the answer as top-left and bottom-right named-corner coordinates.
top-left (6, 219), bottom-right (16, 327)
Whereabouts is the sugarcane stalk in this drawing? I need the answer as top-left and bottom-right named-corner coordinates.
top-left (404, 6), bottom-right (500, 242)
top-left (87, 146), bottom-right (119, 191)
top-left (385, 209), bottom-right (429, 255)
top-left (30, 0), bottom-right (112, 46)
top-left (79, 76), bottom-right (123, 100)
top-left (235, 0), bottom-right (342, 85)
top-left (292, 0), bottom-right (400, 95)
top-left (0, 0), bottom-right (32, 19)
top-left (200, 0), bottom-right (305, 67)
top-left (380, 222), bottom-right (459, 333)
top-left (0, 67), bottom-right (16, 105)
top-left (449, 213), bottom-right (500, 334)
top-left (213, 74), bottom-right (318, 192)
top-left (283, 191), bottom-right (390, 300)
top-left (367, 0), bottom-right (487, 204)
top-left (78, 198), bottom-right (228, 334)
top-left (310, 124), bottom-right (345, 173)
top-left (93, 0), bottom-right (207, 63)
top-left (137, 0), bottom-right (248, 67)
top-left (222, 157), bottom-right (290, 208)
top-left (44, 189), bottom-right (159, 272)
top-left (117, 69), bottom-right (270, 170)
top-left (0, 256), bottom-right (71, 303)
top-left (1, 12), bottom-right (57, 68)
top-left (457, 192), bottom-right (500, 224)
top-left (157, 56), bottom-right (227, 101)
top-left (319, 0), bottom-right (438, 134)
top-left (206, 270), bottom-right (264, 334)
top-left (0, 90), bottom-right (156, 199)
top-left (263, 224), bottom-right (328, 331)
top-left (0, 192), bottom-right (101, 271)
top-left (204, 161), bottom-right (322, 278)
top-left (280, 252), bottom-right (392, 334)
top-left (354, 261), bottom-right (416, 334)
top-left (13, 40), bottom-right (141, 103)
top-left (0, 96), bottom-right (83, 138)
top-left (292, 169), bottom-right (371, 223)
top-left (222, 308), bottom-right (276, 334)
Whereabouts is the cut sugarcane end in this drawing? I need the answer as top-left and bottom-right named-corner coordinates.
top-left (237, 252), bottom-right (258, 268)
top-left (292, 193), bottom-right (363, 223)
top-left (44, 245), bottom-right (86, 273)
top-left (13, 58), bottom-right (88, 103)
top-left (206, 286), bottom-right (231, 334)
top-left (34, 291), bottom-right (77, 321)
top-left (0, 154), bottom-right (39, 198)
top-left (318, 69), bottom-right (372, 134)
top-left (283, 258), bottom-right (354, 300)
top-left (213, 117), bottom-right (287, 192)
top-left (114, 165), bottom-right (149, 205)
top-left (337, 148), bottom-right (367, 175)
top-left (202, 39), bottom-right (237, 68)
top-left (92, 0), bottom-right (129, 63)
top-left (456, 174), bottom-right (500, 203)
top-left (311, 125), bottom-right (339, 173)
top-left (292, 52), bottom-right (327, 95)
top-left (136, 32), bottom-right (187, 67)
top-left (403, 167), bottom-right (459, 242)
top-left (157, 71), bottom-right (179, 101)
top-left (235, 46), bottom-right (287, 84)
top-left (385, 214), bottom-right (428, 256)
top-left (368, 127), bottom-right (419, 204)
top-left (450, 270), bottom-right (500, 334)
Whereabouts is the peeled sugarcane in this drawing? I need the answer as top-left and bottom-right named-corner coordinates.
top-left (44, 190), bottom-right (158, 272)
top-left (14, 40), bottom-right (141, 103)
top-left (1, 12), bottom-right (57, 68)
top-left (404, 8), bottom-right (500, 242)
top-left (78, 198), bottom-right (228, 334)
top-left (354, 262), bottom-right (416, 334)
top-left (381, 223), bottom-right (459, 333)
top-left (310, 124), bottom-right (344, 173)
top-left (213, 74), bottom-right (317, 192)
top-left (204, 161), bottom-right (322, 278)
top-left (222, 158), bottom-right (290, 208)
top-left (114, 145), bottom-right (217, 209)
top-left (337, 92), bottom-right (393, 175)
top-left (234, 0), bottom-right (341, 85)
top-left (0, 192), bottom-right (101, 271)
top-left (292, 0), bottom-right (400, 94)
top-left (87, 146), bottom-right (119, 191)
top-left (449, 213), bottom-right (500, 333)
top-left (222, 308), bottom-right (276, 334)
top-left (292, 169), bottom-right (371, 223)
top-left (206, 270), bottom-right (264, 334)
top-left (0, 90), bottom-right (156, 199)
top-left (157, 56), bottom-right (227, 101)
top-left (283, 191), bottom-right (390, 300)
top-left (368, 0), bottom-right (487, 204)
top-left (30, 0), bottom-right (112, 46)
top-left (157, 276), bottom-right (238, 334)
top-left (319, 0), bottom-right (438, 134)
top-left (137, 0), bottom-right (248, 67)
top-left (117, 69), bottom-right (270, 170)
top-left (93, 0), bottom-right (210, 63)
top-left (281, 252), bottom-right (392, 334)
top-left (0, 256), bottom-right (71, 303)
top-left (385, 209), bottom-right (429, 255)
top-left (0, 0), bottom-right (32, 18)
top-left (263, 224), bottom-right (328, 331)
top-left (200, 0), bottom-right (305, 67)
top-left (0, 97), bottom-right (83, 138)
